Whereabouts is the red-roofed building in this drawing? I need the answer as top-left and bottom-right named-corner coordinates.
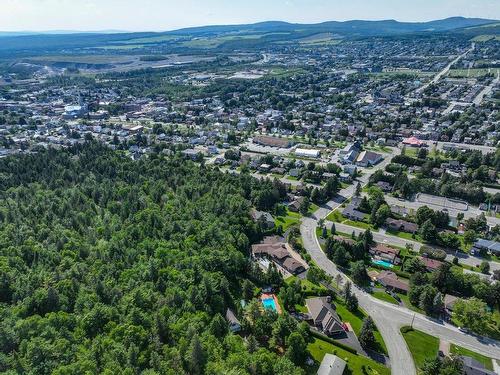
top-left (419, 257), bottom-right (444, 272)
top-left (402, 136), bottom-right (425, 148)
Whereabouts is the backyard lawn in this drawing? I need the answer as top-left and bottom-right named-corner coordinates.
top-left (449, 344), bottom-right (493, 370)
top-left (308, 337), bottom-right (390, 375)
top-left (274, 209), bottom-right (301, 231)
top-left (400, 327), bottom-right (439, 369)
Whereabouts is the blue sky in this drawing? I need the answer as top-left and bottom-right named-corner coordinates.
top-left (1, 0), bottom-right (499, 31)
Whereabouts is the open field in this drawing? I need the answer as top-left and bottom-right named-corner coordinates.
top-left (471, 34), bottom-right (500, 42)
top-left (448, 68), bottom-right (499, 78)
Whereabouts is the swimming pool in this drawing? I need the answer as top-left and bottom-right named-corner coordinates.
top-left (262, 297), bottom-right (278, 311)
top-left (372, 259), bottom-right (394, 268)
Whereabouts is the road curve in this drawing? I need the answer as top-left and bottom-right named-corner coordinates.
top-left (302, 214), bottom-right (500, 374)
top-left (301, 217), bottom-right (417, 375)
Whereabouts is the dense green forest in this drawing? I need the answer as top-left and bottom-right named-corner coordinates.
top-left (0, 143), bottom-right (305, 375)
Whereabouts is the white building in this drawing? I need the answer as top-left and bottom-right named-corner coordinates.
top-left (295, 148), bottom-right (320, 158)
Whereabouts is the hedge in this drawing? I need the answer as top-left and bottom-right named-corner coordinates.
top-left (310, 330), bottom-right (358, 354)
top-left (400, 325), bottom-right (414, 334)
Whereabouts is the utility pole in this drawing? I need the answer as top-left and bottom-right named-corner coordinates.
top-left (410, 313), bottom-right (416, 329)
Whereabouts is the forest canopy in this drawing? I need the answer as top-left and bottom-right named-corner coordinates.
top-left (0, 142), bottom-right (303, 375)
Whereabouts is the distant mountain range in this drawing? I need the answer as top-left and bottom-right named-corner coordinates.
top-left (167, 17), bottom-right (498, 36)
top-left (0, 17), bottom-right (497, 55)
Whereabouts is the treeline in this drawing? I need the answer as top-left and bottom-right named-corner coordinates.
top-left (0, 142), bottom-right (306, 374)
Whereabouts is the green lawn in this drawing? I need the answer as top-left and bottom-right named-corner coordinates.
top-left (386, 229), bottom-right (422, 242)
top-left (397, 294), bottom-right (425, 314)
top-left (285, 275), bottom-right (328, 295)
top-left (371, 291), bottom-right (399, 305)
top-left (343, 219), bottom-right (373, 230)
top-left (274, 209), bottom-right (301, 231)
top-left (335, 299), bottom-right (388, 355)
top-left (326, 210), bottom-right (344, 222)
top-left (450, 344), bottom-right (493, 370)
top-left (308, 203), bottom-right (319, 215)
top-left (308, 338), bottom-right (390, 375)
top-left (400, 327), bottom-right (439, 369)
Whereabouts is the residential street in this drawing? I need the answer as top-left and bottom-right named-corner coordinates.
top-left (301, 143), bottom-right (500, 374)
top-left (301, 216), bottom-right (500, 375)
top-left (326, 221), bottom-right (500, 273)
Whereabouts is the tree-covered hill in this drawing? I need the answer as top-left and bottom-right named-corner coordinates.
top-left (0, 143), bottom-right (303, 375)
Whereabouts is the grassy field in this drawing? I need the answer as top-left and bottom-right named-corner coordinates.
top-left (448, 68), bottom-right (498, 78)
top-left (308, 337), bottom-right (390, 375)
top-left (371, 291), bottom-right (399, 305)
top-left (472, 34), bottom-right (500, 42)
top-left (449, 344), bottom-right (493, 370)
top-left (400, 327), bottom-right (439, 369)
top-left (274, 209), bottom-right (301, 231)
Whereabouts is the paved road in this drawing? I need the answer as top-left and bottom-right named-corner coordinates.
top-left (416, 44), bottom-right (474, 95)
top-left (302, 218), bottom-right (417, 375)
top-left (423, 140), bottom-right (497, 155)
top-left (384, 195), bottom-right (500, 228)
top-left (473, 69), bottom-right (499, 106)
top-left (303, 215), bottom-right (500, 374)
top-left (328, 221), bottom-right (500, 273)
top-left (301, 143), bottom-right (500, 374)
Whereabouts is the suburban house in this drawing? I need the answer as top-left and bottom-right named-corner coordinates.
top-left (339, 172), bottom-right (352, 183)
top-left (225, 308), bottom-right (241, 333)
top-left (390, 205), bottom-right (409, 218)
top-left (461, 356), bottom-right (496, 375)
top-left (317, 354), bottom-right (347, 375)
top-left (376, 181), bottom-right (393, 192)
top-left (251, 237), bottom-right (307, 275)
top-left (356, 151), bottom-right (382, 167)
top-left (343, 164), bottom-right (357, 176)
top-left (471, 239), bottom-right (500, 256)
top-left (250, 209), bottom-right (275, 229)
top-left (342, 197), bottom-right (367, 222)
top-left (370, 243), bottom-right (401, 265)
top-left (288, 196), bottom-right (305, 212)
top-left (376, 270), bottom-right (409, 294)
top-left (443, 294), bottom-right (460, 315)
top-left (419, 257), bottom-right (444, 272)
top-left (385, 218), bottom-right (419, 233)
top-left (182, 148), bottom-right (201, 160)
top-left (306, 297), bottom-right (345, 336)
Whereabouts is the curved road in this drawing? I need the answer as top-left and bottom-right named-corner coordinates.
top-left (300, 144), bottom-right (500, 374)
top-left (302, 214), bottom-right (500, 374)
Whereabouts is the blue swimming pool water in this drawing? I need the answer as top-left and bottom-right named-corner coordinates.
top-left (262, 297), bottom-right (277, 311)
top-left (373, 259), bottom-right (394, 268)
